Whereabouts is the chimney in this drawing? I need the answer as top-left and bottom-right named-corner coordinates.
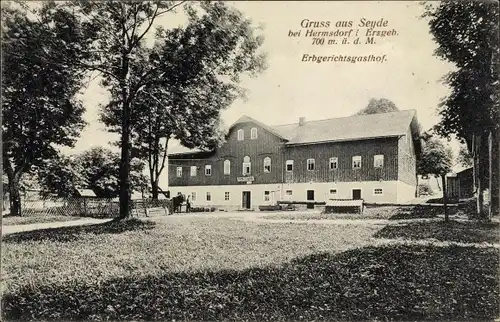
top-left (299, 117), bottom-right (306, 126)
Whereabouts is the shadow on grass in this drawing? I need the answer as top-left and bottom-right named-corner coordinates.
top-left (3, 244), bottom-right (498, 321)
top-left (387, 205), bottom-right (458, 220)
top-left (2, 218), bottom-right (156, 243)
top-left (375, 220), bottom-right (500, 244)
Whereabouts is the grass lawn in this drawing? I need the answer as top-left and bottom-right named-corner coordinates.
top-left (263, 205), bottom-right (459, 221)
top-left (2, 214), bottom-right (499, 321)
top-left (375, 220), bottom-right (500, 244)
top-left (2, 215), bottom-right (82, 226)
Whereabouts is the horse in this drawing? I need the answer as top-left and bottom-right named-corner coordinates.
top-left (171, 194), bottom-right (185, 213)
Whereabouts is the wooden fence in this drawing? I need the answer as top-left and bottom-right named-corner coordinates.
top-left (19, 195), bottom-right (173, 218)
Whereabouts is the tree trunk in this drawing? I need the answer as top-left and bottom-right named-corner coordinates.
top-left (151, 181), bottom-right (159, 200)
top-left (473, 133), bottom-right (485, 216)
top-left (118, 22), bottom-right (132, 219)
top-left (442, 174), bottom-right (448, 222)
top-left (4, 159), bottom-right (22, 216)
top-left (489, 130), bottom-right (500, 219)
top-left (477, 175), bottom-right (485, 216)
top-left (8, 175), bottom-right (22, 216)
top-left (118, 101), bottom-right (131, 219)
top-left (415, 175), bottom-right (419, 198)
top-left (151, 136), bottom-right (160, 200)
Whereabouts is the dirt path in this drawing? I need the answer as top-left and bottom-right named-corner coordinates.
top-left (2, 218), bottom-right (113, 236)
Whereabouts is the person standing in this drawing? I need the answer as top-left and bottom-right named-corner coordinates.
top-left (186, 195), bottom-right (191, 213)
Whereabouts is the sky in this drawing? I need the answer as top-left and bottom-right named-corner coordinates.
top-left (62, 1), bottom-right (459, 176)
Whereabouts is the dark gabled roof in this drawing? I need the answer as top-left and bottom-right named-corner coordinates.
top-left (231, 115), bottom-right (288, 140)
top-left (168, 110), bottom-right (421, 156)
top-left (271, 110), bottom-right (419, 145)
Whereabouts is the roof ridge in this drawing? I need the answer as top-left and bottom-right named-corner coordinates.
top-left (270, 109), bottom-right (416, 128)
top-left (230, 114), bottom-right (287, 140)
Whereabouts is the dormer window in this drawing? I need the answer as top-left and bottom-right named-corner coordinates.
top-left (237, 129), bottom-right (244, 141)
top-left (251, 128), bottom-right (258, 139)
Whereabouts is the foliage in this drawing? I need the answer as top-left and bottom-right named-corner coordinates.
top-left (99, 1), bottom-right (267, 199)
top-left (355, 98), bottom-right (399, 115)
top-left (38, 154), bottom-right (83, 197)
top-left (77, 147), bottom-right (148, 198)
top-left (457, 144), bottom-right (473, 168)
top-left (418, 183), bottom-right (434, 196)
top-left (423, 1), bottom-right (499, 217)
top-left (1, 216), bottom-right (498, 320)
top-left (38, 148), bottom-right (148, 198)
top-left (417, 136), bottom-right (454, 220)
top-left (2, 2), bottom-right (91, 215)
top-left (417, 137), bottom-right (454, 178)
top-left (29, 0), bottom-right (191, 217)
top-left (3, 169), bottom-right (42, 193)
top-left (423, 1), bottom-right (499, 142)
top-left (55, 0), bottom-right (265, 215)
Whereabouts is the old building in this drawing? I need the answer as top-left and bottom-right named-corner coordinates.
top-left (167, 110), bottom-right (422, 210)
top-left (446, 167), bottom-right (474, 201)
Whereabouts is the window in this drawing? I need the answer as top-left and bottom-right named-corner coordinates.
top-left (374, 188), bottom-right (383, 195)
top-left (251, 127), bottom-right (258, 139)
top-left (374, 155), bottom-right (384, 168)
top-left (307, 158), bottom-right (315, 171)
top-left (176, 167), bottom-right (182, 177)
top-left (329, 157), bottom-right (338, 170)
top-left (225, 192), bottom-right (230, 201)
top-left (263, 157), bottom-right (271, 173)
top-left (206, 192), bottom-right (211, 201)
top-left (191, 192), bottom-right (197, 201)
top-left (224, 160), bottom-right (231, 175)
top-left (329, 189), bottom-right (337, 196)
top-left (286, 160), bottom-right (294, 172)
top-left (190, 166), bottom-right (197, 177)
top-left (285, 190), bottom-right (293, 196)
top-left (205, 165), bottom-right (212, 176)
top-left (352, 156), bottom-right (362, 169)
top-left (264, 191), bottom-right (270, 201)
top-left (237, 129), bottom-right (244, 141)
top-left (243, 156), bottom-right (251, 175)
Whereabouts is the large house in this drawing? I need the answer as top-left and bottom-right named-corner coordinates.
top-left (167, 110), bottom-right (422, 210)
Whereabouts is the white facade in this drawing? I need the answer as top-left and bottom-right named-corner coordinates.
top-left (168, 180), bottom-right (414, 210)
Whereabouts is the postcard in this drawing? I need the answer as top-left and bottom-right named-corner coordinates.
top-left (2, 1), bottom-right (499, 321)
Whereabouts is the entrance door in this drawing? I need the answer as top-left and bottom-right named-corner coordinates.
top-left (352, 189), bottom-right (362, 200)
top-left (242, 191), bottom-right (251, 209)
top-left (306, 190), bottom-right (315, 209)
